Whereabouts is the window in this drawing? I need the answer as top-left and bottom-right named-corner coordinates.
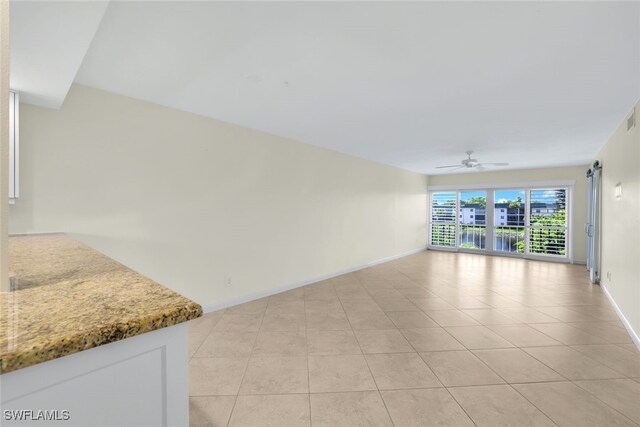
top-left (459, 191), bottom-right (486, 250)
top-left (494, 190), bottom-right (525, 254)
top-left (429, 185), bottom-right (571, 260)
top-left (430, 192), bottom-right (456, 247)
top-left (529, 189), bottom-right (567, 256)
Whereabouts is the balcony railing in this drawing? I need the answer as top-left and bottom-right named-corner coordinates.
top-left (494, 226), bottom-right (525, 254)
top-left (459, 225), bottom-right (486, 250)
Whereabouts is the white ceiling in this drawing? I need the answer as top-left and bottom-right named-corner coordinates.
top-left (13, 2), bottom-right (640, 174)
top-left (9, 1), bottom-right (108, 108)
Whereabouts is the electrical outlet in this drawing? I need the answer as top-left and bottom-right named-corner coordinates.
top-left (224, 276), bottom-right (232, 287)
top-left (606, 271), bottom-right (611, 281)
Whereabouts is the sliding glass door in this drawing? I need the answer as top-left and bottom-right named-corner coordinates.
top-left (459, 191), bottom-right (487, 250)
top-left (494, 190), bottom-right (525, 254)
top-left (429, 186), bottom-right (570, 260)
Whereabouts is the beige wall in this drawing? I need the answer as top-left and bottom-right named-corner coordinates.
top-left (0, 0), bottom-right (9, 290)
top-left (428, 166), bottom-right (589, 263)
top-left (9, 84), bottom-right (428, 308)
top-left (597, 100), bottom-right (640, 336)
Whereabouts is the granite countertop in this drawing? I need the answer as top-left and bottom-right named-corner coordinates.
top-left (0, 234), bottom-right (202, 374)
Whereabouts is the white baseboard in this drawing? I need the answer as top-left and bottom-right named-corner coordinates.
top-left (201, 246), bottom-right (427, 313)
top-left (600, 282), bottom-right (640, 351)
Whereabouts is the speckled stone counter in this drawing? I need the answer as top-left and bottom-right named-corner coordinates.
top-left (0, 233), bottom-right (202, 374)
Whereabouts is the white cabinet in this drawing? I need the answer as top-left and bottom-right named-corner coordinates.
top-left (0, 323), bottom-right (189, 426)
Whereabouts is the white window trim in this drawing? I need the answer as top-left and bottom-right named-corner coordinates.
top-left (427, 181), bottom-right (574, 263)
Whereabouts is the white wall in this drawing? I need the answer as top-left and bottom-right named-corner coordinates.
top-left (9, 84), bottom-right (428, 307)
top-left (597, 100), bottom-right (640, 338)
top-left (428, 166), bottom-right (588, 263)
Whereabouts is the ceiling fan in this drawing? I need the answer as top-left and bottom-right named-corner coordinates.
top-left (436, 151), bottom-right (509, 170)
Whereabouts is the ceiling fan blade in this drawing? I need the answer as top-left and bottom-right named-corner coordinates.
top-left (442, 165), bottom-right (465, 171)
top-left (481, 162), bottom-right (509, 166)
top-left (436, 164), bottom-right (462, 169)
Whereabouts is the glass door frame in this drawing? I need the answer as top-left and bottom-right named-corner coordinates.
top-left (427, 181), bottom-right (573, 262)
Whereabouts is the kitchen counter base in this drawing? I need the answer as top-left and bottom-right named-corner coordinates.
top-left (1, 322), bottom-right (188, 426)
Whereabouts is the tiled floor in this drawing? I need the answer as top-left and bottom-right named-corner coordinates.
top-left (187, 250), bottom-right (640, 426)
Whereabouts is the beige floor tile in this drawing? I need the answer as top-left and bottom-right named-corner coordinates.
top-left (574, 379), bottom-right (640, 424)
top-left (260, 313), bottom-right (306, 332)
top-left (425, 310), bottom-right (481, 327)
top-left (354, 329), bottom-right (414, 353)
top-left (568, 321), bottom-right (634, 344)
top-left (304, 287), bottom-right (338, 300)
top-left (420, 350), bottom-right (505, 386)
top-left (305, 299), bottom-right (344, 314)
top-left (213, 313), bottom-right (263, 332)
top-left (365, 353), bottom-right (441, 390)
top-left (461, 309), bottom-right (521, 325)
top-left (514, 381), bottom-right (637, 426)
top-left (346, 311), bottom-right (396, 330)
top-left (441, 295), bottom-right (490, 309)
top-left (189, 315), bottom-right (219, 357)
top-left (341, 299), bottom-right (383, 313)
top-left (401, 328), bottom-right (465, 352)
top-left (381, 388), bottom-right (474, 426)
top-left (265, 299), bottom-right (305, 315)
top-left (375, 298), bottom-right (420, 312)
top-left (225, 299), bottom-right (268, 315)
top-left (410, 297), bottom-right (456, 311)
top-left (194, 331), bottom-right (257, 358)
top-left (473, 348), bottom-right (564, 383)
top-left (536, 306), bottom-right (597, 322)
top-left (449, 385), bottom-right (555, 426)
top-left (367, 288), bottom-right (405, 299)
top-left (308, 354), bottom-right (377, 392)
top-left (189, 357), bottom-right (248, 396)
top-left (386, 311), bottom-right (439, 329)
top-left (571, 344), bottom-right (640, 377)
top-left (618, 343), bottom-right (640, 353)
top-left (189, 396), bottom-right (235, 427)
top-left (336, 287), bottom-right (372, 300)
top-left (473, 295), bottom-right (524, 308)
top-left (446, 326), bottom-right (515, 349)
top-left (499, 307), bottom-right (559, 323)
top-left (239, 357), bottom-right (308, 394)
top-left (188, 311), bottom-right (223, 337)
top-left (488, 324), bottom-right (562, 347)
top-left (522, 346), bottom-right (624, 380)
top-left (397, 287), bottom-right (438, 299)
top-left (307, 330), bottom-right (362, 355)
top-left (306, 312), bottom-right (351, 331)
top-left (228, 394), bottom-right (311, 427)
top-left (310, 391), bottom-right (393, 427)
top-left (530, 323), bottom-right (608, 345)
top-left (252, 331), bottom-right (307, 356)
top-left (268, 288), bottom-right (304, 302)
